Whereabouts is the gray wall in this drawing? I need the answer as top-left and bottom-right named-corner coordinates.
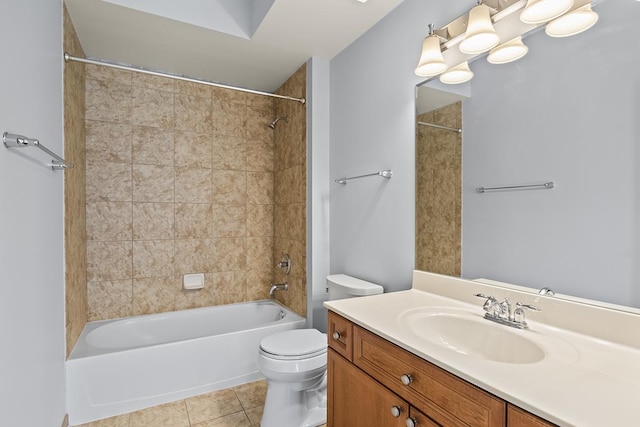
top-left (462, 0), bottom-right (640, 308)
top-left (0, 1), bottom-right (66, 426)
top-left (329, 0), bottom-right (467, 292)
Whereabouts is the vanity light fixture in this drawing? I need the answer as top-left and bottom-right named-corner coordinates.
top-left (414, 24), bottom-right (448, 77)
top-left (545, 4), bottom-right (598, 37)
top-left (520, 0), bottom-right (574, 24)
top-left (414, 0), bottom-right (599, 82)
top-left (440, 62), bottom-right (474, 84)
top-left (458, 3), bottom-right (501, 55)
top-left (487, 36), bottom-right (529, 64)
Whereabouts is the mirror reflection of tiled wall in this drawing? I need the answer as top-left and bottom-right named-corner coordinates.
top-left (415, 102), bottom-right (462, 276)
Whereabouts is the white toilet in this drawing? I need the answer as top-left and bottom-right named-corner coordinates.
top-left (258, 274), bottom-right (384, 427)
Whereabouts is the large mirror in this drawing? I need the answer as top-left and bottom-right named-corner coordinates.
top-left (416, 0), bottom-right (640, 309)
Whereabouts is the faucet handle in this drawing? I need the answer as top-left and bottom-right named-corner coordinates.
top-left (513, 302), bottom-right (540, 324)
top-left (474, 293), bottom-right (498, 313)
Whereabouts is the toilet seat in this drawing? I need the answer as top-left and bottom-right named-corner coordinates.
top-left (259, 329), bottom-right (327, 360)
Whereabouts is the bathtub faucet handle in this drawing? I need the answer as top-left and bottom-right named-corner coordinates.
top-left (269, 283), bottom-right (289, 297)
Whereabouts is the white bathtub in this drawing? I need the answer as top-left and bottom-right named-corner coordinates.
top-left (66, 300), bottom-right (306, 425)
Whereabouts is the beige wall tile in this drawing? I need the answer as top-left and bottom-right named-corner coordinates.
top-left (85, 64), bottom-right (132, 85)
top-left (212, 204), bottom-right (246, 237)
top-left (175, 130), bottom-right (212, 168)
top-left (87, 280), bottom-right (132, 321)
top-left (175, 168), bottom-right (213, 203)
top-left (132, 164), bottom-right (175, 203)
top-left (85, 78), bottom-right (131, 123)
top-left (246, 268), bottom-right (272, 300)
top-left (174, 239), bottom-right (214, 276)
top-left (132, 73), bottom-right (175, 92)
top-left (175, 203), bottom-right (212, 239)
top-left (212, 134), bottom-right (246, 171)
top-left (212, 101), bottom-right (247, 137)
top-left (247, 172), bottom-right (273, 205)
top-left (133, 202), bottom-right (174, 240)
top-left (247, 204), bottom-right (273, 237)
top-left (212, 86), bottom-right (247, 104)
top-left (132, 126), bottom-right (174, 166)
top-left (246, 237), bottom-right (273, 271)
top-left (175, 93), bottom-right (212, 133)
top-left (87, 240), bottom-right (132, 282)
top-left (175, 80), bottom-right (211, 98)
top-left (246, 138), bottom-right (274, 172)
top-left (132, 86), bottom-right (174, 129)
top-left (211, 170), bottom-right (246, 204)
top-left (132, 276), bottom-right (177, 315)
top-left (85, 120), bottom-right (132, 163)
top-left (210, 271), bottom-right (247, 305)
top-left (86, 201), bottom-right (132, 241)
top-left (213, 238), bottom-right (247, 272)
top-left (86, 161), bottom-right (132, 203)
top-left (247, 93), bottom-right (274, 110)
top-left (246, 106), bottom-right (274, 142)
top-left (133, 240), bottom-right (174, 278)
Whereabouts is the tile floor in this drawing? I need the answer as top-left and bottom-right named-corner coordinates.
top-left (75, 380), bottom-right (327, 427)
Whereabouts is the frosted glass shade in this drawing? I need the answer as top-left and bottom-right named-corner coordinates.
top-left (520, 0), bottom-right (574, 24)
top-left (546, 4), bottom-right (598, 37)
top-left (459, 4), bottom-right (500, 55)
top-left (487, 37), bottom-right (529, 64)
top-left (415, 35), bottom-right (447, 77)
top-left (440, 62), bottom-right (473, 84)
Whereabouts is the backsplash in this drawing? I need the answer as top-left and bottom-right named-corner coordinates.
top-left (82, 62), bottom-right (307, 321)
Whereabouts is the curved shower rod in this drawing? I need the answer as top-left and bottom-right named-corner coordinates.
top-left (64, 53), bottom-right (306, 104)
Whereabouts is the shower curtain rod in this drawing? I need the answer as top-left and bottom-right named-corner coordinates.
top-left (417, 121), bottom-right (462, 134)
top-left (63, 53), bottom-right (306, 104)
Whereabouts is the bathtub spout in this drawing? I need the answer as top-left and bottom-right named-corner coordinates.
top-left (269, 283), bottom-right (288, 297)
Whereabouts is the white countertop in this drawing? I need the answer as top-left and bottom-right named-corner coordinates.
top-left (324, 271), bottom-right (640, 427)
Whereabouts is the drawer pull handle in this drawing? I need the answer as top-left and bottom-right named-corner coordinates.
top-left (332, 331), bottom-right (341, 340)
top-left (406, 417), bottom-right (418, 427)
top-left (400, 374), bottom-right (413, 385)
top-left (390, 405), bottom-right (402, 417)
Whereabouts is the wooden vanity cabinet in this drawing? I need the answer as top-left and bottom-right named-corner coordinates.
top-left (327, 311), bottom-right (557, 427)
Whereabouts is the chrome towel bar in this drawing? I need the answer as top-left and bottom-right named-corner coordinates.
top-left (475, 182), bottom-right (553, 193)
top-left (335, 169), bottom-right (393, 185)
top-left (3, 131), bottom-right (74, 170)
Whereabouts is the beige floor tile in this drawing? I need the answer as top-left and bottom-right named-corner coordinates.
top-left (191, 411), bottom-right (252, 427)
top-left (185, 388), bottom-right (243, 425)
top-left (243, 406), bottom-right (263, 427)
top-left (129, 400), bottom-right (189, 427)
top-left (233, 380), bottom-right (268, 410)
top-left (76, 414), bottom-right (130, 427)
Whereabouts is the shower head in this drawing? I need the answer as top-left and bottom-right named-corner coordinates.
top-left (268, 116), bottom-right (289, 129)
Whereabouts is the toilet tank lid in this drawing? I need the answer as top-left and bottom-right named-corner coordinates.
top-left (326, 274), bottom-right (384, 296)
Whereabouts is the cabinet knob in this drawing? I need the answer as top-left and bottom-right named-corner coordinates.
top-left (332, 331), bottom-right (341, 340)
top-left (406, 417), bottom-right (418, 427)
top-left (390, 405), bottom-right (402, 417)
top-left (400, 374), bottom-right (414, 385)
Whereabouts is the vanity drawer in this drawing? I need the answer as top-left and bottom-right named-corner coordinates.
top-left (507, 405), bottom-right (558, 427)
top-left (353, 325), bottom-right (506, 427)
top-left (328, 311), bottom-right (353, 361)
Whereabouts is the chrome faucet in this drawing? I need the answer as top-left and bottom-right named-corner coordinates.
top-left (269, 283), bottom-right (288, 297)
top-left (474, 294), bottom-right (540, 329)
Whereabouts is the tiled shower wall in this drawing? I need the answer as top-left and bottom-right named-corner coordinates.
top-left (273, 65), bottom-right (307, 317)
top-left (63, 4), bottom-right (87, 357)
top-left (415, 102), bottom-right (462, 276)
top-left (83, 62), bottom-right (307, 321)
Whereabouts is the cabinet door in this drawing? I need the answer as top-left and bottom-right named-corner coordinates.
top-left (507, 405), bottom-right (558, 427)
top-left (328, 349), bottom-right (408, 427)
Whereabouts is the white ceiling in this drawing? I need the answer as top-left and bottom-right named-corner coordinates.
top-left (65, 0), bottom-right (405, 92)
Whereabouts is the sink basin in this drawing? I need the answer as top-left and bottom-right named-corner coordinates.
top-left (399, 308), bottom-right (546, 364)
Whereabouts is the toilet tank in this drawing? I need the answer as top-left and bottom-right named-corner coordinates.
top-left (327, 274), bottom-right (384, 300)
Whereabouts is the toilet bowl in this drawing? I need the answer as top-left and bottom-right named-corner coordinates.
top-left (258, 274), bottom-right (383, 427)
